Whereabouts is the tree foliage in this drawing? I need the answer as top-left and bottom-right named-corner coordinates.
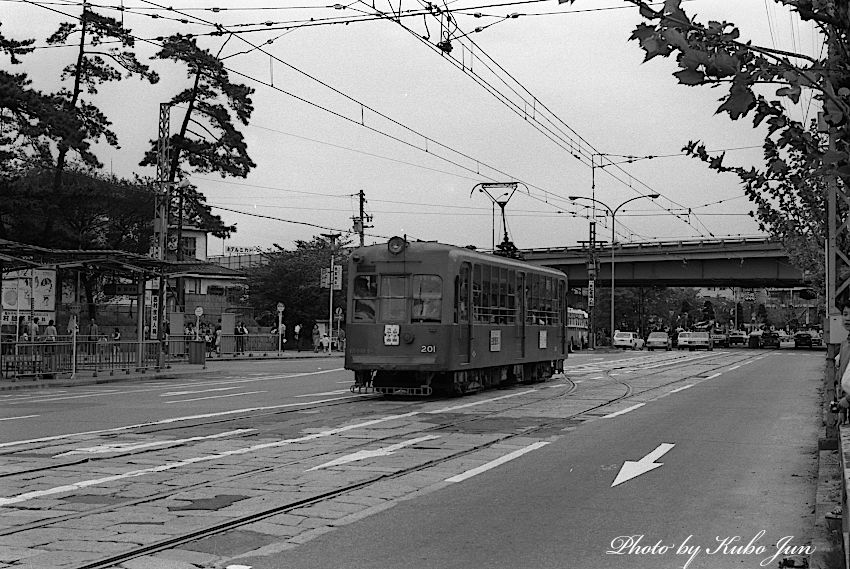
top-left (246, 237), bottom-right (350, 332)
top-left (140, 34), bottom-right (256, 242)
top-left (0, 25), bottom-right (91, 174)
top-left (559, 0), bottom-right (850, 294)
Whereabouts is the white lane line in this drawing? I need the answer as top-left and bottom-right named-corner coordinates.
top-left (590, 376), bottom-right (603, 380)
top-left (0, 393), bottom-right (371, 450)
top-left (7, 368), bottom-right (346, 405)
top-left (668, 385), bottom-right (694, 394)
top-left (704, 372), bottom-right (722, 380)
top-left (307, 435), bottom-right (441, 471)
top-left (0, 415), bottom-right (39, 422)
top-left (54, 429), bottom-right (255, 457)
top-left (0, 411), bottom-right (420, 507)
top-left (427, 390), bottom-right (536, 414)
top-left (602, 403), bottom-right (645, 419)
top-left (728, 365), bottom-right (741, 370)
top-left (162, 387), bottom-right (242, 397)
top-left (166, 391), bottom-right (268, 403)
top-left (295, 390), bottom-right (350, 398)
top-left (445, 441), bottom-right (550, 483)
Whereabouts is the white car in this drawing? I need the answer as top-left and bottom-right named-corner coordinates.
top-left (613, 331), bottom-right (644, 350)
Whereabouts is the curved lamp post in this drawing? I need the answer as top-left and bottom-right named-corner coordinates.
top-left (568, 193), bottom-right (660, 344)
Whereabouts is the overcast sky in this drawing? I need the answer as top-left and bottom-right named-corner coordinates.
top-left (2, 0), bottom-right (821, 254)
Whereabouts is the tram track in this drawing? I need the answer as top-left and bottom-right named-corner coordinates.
top-left (66, 353), bottom-right (750, 569)
top-left (2, 351), bottom-right (763, 569)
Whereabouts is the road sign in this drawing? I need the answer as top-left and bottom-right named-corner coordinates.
top-left (335, 307), bottom-right (343, 316)
top-left (333, 265), bottom-right (343, 291)
top-left (320, 267), bottom-right (330, 288)
top-left (194, 306), bottom-right (204, 317)
top-left (277, 302), bottom-right (285, 313)
top-left (588, 280), bottom-right (596, 307)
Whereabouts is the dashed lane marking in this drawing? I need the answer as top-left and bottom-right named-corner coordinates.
top-left (166, 391), bottom-right (269, 403)
top-left (445, 441), bottom-right (551, 483)
top-left (602, 403), bottom-right (645, 419)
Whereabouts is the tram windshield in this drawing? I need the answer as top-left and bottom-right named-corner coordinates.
top-left (412, 275), bottom-right (442, 323)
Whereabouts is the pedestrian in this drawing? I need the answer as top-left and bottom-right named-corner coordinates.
top-left (294, 323), bottom-right (302, 352)
top-left (44, 319), bottom-right (57, 342)
top-left (236, 321), bottom-right (248, 354)
top-left (312, 323), bottom-right (321, 353)
top-left (337, 328), bottom-right (346, 352)
top-left (28, 317), bottom-right (39, 341)
top-left (214, 319), bottom-right (222, 356)
top-left (320, 333), bottom-right (331, 354)
top-left (111, 327), bottom-right (121, 359)
top-left (87, 318), bottom-right (99, 355)
top-left (834, 294), bottom-right (850, 418)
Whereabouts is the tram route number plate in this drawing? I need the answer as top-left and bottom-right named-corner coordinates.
top-left (384, 324), bottom-right (400, 346)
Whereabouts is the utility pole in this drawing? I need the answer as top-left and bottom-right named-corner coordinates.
top-left (352, 189), bottom-right (372, 247)
top-left (151, 103), bottom-right (171, 369)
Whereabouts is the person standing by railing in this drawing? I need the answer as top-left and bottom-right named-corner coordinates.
top-left (44, 320), bottom-right (57, 342)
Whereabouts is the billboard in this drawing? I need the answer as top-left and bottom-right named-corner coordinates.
top-left (1, 269), bottom-right (57, 325)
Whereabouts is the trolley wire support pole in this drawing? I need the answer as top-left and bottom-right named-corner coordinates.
top-left (352, 189), bottom-right (373, 247)
top-left (569, 194), bottom-right (659, 345)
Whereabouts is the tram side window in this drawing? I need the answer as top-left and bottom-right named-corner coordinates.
top-left (380, 275), bottom-right (407, 323)
top-left (472, 264), bottom-right (483, 323)
top-left (353, 275), bottom-right (378, 322)
top-left (456, 264), bottom-right (470, 324)
top-left (412, 275), bottom-right (442, 323)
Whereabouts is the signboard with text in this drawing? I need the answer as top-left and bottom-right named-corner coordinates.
top-left (1, 269), bottom-right (56, 326)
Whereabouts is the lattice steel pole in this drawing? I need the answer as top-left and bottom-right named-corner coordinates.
top-left (151, 103), bottom-right (171, 369)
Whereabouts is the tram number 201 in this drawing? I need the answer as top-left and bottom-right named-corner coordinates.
top-left (420, 345), bottom-right (436, 353)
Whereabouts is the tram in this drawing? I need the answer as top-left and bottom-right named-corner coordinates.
top-left (566, 307), bottom-right (589, 351)
top-left (345, 237), bottom-right (568, 396)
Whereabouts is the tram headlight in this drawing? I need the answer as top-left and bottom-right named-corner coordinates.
top-left (388, 236), bottom-right (407, 255)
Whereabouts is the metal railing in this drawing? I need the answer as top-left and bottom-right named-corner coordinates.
top-left (1, 337), bottom-right (161, 380)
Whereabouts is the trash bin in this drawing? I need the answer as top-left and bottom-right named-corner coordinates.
top-left (188, 340), bottom-right (206, 365)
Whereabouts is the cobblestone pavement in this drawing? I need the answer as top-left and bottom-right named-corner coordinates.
top-left (0, 350), bottom-right (760, 569)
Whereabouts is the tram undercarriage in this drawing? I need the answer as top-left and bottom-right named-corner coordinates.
top-left (352, 360), bottom-right (564, 397)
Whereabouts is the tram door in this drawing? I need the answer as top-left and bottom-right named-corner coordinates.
top-left (518, 272), bottom-right (527, 358)
top-left (457, 263), bottom-right (472, 364)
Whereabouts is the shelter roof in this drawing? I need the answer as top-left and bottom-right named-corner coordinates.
top-left (0, 239), bottom-right (171, 277)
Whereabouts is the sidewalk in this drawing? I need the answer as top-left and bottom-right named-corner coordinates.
top-left (0, 350), bottom-right (344, 391)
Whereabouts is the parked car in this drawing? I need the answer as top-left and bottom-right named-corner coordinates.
top-left (645, 331), bottom-right (672, 351)
top-left (727, 330), bottom-right (747, 346)
top-left (710, 330), bottom-right (728, 348)
top-left (793, 331), bottom-right (813, 349)
top-left (748, 329), bottom-right (762, 348)
top-left (676, 331), bottom-right (691, 350)
top-left (688, 331), bottom-right (714, 351)
top-left (613, 331), bottom-right (644, 350)
top-left (811, 332), bottom-right (823, 347)
top-left (761, 330), bottom-right (781, 349)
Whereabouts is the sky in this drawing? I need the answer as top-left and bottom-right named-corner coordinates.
top-left (1, 0), bottom-right (823, 255)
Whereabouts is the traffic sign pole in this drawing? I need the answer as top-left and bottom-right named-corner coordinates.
top-left (277, 302), bottom-right (285, 353)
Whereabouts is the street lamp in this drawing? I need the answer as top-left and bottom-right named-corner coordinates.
top-left (568, 193), bottom-right (660, 344)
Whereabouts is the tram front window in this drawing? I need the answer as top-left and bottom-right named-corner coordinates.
top-left (412, 275), bottom-right (442, 323)
top-left (353, 275), bottom-right (377, 322)
top-left (380, 275), bottom-right (407, 323)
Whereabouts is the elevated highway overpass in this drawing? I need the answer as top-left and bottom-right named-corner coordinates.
top-left (523, 237), bottom-right (804, 288)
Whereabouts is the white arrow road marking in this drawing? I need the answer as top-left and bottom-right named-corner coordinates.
top-left (307, 435), bottom-right (441, 471)
top-left (611, 443), bottom-right (675, 487)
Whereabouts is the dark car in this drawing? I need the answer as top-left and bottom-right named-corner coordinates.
top-left (761, 331), bottom-right (781, 349)
top-left (794, 331), bottom-right (813, 349)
